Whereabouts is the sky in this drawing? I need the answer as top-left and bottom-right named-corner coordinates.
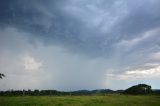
top-left (0, 0), bottom-right (160, 91)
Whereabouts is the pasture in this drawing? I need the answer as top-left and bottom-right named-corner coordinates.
top-left (0, 95), bottom-right (160, 106)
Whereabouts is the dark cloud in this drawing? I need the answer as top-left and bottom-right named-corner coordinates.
top-left (1, 0), bottom-right (160, 67)
top-left (0, 0), bottom-right (122, 57)
top-left (114, 0), bottom-right (160, 39)
top-left (0, 0), bottom-right (160, 90)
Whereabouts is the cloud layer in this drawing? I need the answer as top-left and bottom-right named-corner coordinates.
top-left (0, 0), bottom-right (160, 90)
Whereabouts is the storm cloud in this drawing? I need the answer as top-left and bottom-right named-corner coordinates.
top-left (0, 0), bottom-right (160, 90)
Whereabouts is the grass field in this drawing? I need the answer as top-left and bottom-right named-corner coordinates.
top-left (0, 95), bottom-right (160, 106)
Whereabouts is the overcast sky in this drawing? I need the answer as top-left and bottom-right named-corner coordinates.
top-left (0, 0), bottom-right (160, 91)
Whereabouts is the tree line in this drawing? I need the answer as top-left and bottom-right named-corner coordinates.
top-left (0, 89), bottom-right (120, 96)
top-left (0, 89), bottom-right (68, 96)
top-left (1, 87), bottom-right (159, 96)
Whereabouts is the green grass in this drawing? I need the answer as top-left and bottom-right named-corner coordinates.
top-left (0, 95), bottom-right (160, 106)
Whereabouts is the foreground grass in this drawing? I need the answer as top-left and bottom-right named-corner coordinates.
top-left (0, 95), bottom-right (160, 106)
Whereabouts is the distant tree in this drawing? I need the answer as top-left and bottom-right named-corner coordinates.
top-left (124, 84), bottom-right (152, 95)
top-left (34, 89), bottom-right (40, 95)
top-left (0, 73), bottom-right (5, 79)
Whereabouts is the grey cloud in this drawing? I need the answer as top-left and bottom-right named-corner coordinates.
top-left (0, 0), bottom-right (124, 57)
top-left (114, 0), bottom-right (160, 39)
top-left (1, 0), bottom-right (160, 90)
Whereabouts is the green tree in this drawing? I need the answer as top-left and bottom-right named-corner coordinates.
top-left (124, 84), bottom-right (152, 95)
